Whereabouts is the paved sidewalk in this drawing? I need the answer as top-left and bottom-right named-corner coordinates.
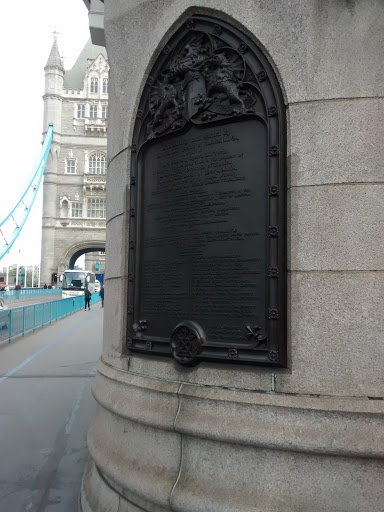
top-left (5, 294), bottom-right (64, 308)
top-left (0, 304), bottom-right (103, 511)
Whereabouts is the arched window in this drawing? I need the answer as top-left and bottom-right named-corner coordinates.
top-left (90, 77), bottom-right (98, 93)
top-left (101, 105), bottom-right (108, 119)
top-left (102, 78), bottom-right (108, 94)
top-left (89, 153), bottom-right (106, 174)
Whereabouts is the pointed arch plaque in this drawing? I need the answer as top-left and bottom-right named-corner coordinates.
top-left (127, 15), bottom-right (287, 366)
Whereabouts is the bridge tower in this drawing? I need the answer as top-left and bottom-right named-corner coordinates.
top-left (40, 37), bottom-right (108, 285)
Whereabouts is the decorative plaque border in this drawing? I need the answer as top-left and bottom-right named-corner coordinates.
top-left (126, 15), bottom-right (287, 367)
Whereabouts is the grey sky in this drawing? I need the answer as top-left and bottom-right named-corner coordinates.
top-left (0, 0), bottom-right (90, 266)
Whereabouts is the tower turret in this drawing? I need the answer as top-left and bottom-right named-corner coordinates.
top-left (43, 37), bottom-right (64, 134)
top-left (41, 37), bottom-right (64, 285)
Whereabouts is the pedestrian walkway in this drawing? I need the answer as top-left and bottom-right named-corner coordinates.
top-left (0, 288), bottom-right (62, 307)
top-left (5, 294), bottom-right (63, 308)
top-left (0, 303), bottom-right (104, 511)
top-left (0, 292), bottom-right (100, 346)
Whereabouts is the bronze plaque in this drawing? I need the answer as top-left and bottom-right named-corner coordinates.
top-left (127, 16), bottom-right (286, 366)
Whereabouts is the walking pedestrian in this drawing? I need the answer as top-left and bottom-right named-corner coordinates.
top-left (84, 287), bottom-right (91, 311)
top-left (99, 285), bottom-right (104, 307)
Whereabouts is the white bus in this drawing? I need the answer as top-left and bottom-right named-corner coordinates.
top-left (61, 270), bottom-right (96, 298)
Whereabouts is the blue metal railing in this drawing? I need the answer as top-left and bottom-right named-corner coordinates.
top-left (0, 293), bottom-right (101, 344)
top-left (0, 125), bottom-right (53, 260)
top-left (0, 288), bottom-right (62, 302)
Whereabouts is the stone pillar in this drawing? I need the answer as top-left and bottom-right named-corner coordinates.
top-left (80, 2), bottom-right (384, 511)
top-left (40, 143), bottom-right (60, 285)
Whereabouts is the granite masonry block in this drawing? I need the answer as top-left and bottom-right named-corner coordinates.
top-left (105, 0), bottom-right (384, 140)
top-left (87, 407), bottom-right (181, 510)
top-left (106, 148), bottom-right (129, 221)
top-left (105, 213), bottom-right (127, 280)
top-left (102, 276), bottom-right (128, 369)
top-left (128, 354), bottom-right (272, 392)
top-left (170, 435), bottom-right (384, 512)
top-left (93, 362), bottom-right (181, 430)
top-left (278, 270), bottom-right (384, 397)
top-left (80, 458), bottom-right (120, 512)
top-left (175, 384), bottom-right (384, 457)
top-left (290, 184), bottom-right (384, 271)
top-left (289, 98), bottom-right (384, 188)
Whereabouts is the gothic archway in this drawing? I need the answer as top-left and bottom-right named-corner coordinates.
top-left (59, 241), bottom-right (106, 272)
top-left (68, 247), bottom-right (105, 269)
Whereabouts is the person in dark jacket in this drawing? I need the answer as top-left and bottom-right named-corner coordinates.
top-left (84, 288), bottom-right (92, 311)
top-left (99, 285), bottom-right (104, 307)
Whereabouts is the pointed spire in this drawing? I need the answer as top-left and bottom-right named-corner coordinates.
top-left (45, 38), bottom-right (64, 72)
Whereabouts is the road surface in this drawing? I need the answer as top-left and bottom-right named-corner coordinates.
top-left (0, 302), bottom-right (103, 511)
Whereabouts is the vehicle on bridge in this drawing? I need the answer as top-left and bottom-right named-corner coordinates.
top-left (61, 270), bottom-right (96, 298)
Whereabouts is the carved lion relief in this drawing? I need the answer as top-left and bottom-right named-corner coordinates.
top-left (142, 29), bottom-right (267, 142)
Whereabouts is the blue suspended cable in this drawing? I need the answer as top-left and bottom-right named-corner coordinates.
top-left (0, 124), bottom-right (53, 261)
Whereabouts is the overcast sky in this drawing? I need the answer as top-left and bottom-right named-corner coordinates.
top-left (0, 0), bottom-right (90, 266)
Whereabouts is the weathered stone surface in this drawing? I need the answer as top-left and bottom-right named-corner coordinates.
top-left (82, 363), bottom-right (384, 511)
top-left (118, 497), bottom-right (153, 512)
top-left (87, 406), bottom-right (180, 510)
top-left (290, 184), bottom-right (384, 271)
top-left (93, 362), bottom-right (181, 430)
top-left (279, 270), bottom-right (384, 397)
top-left (128, 355), bottom-right (273, 393)
top-left (102, 277), bottom-right (128, 369)
top-left (81, 458), bottom-right (163, 512)
top-left (289, 98), bottom-right (384, 187)
top-left (81, 1), bottom-right (384, 511)
top-left (104, 0), bottom-right (384, 161)
top-left (175, 384), bottom-right (384, 456)
top-left (170, 435), bottom-right (384, 512)
top-left (80, 458), bottom-right (120, 512)
top-left (105, 214), bottom-right (127, 280)
top-left (106, 148), bottom-right (129, 221)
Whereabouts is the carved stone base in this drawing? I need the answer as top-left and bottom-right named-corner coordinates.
top-left (79, 362), bottom-right (384, 512)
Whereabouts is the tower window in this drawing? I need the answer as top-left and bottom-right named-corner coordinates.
top-left (77, 104), bottom-right (85, 118)
top-left (90, 105), bottom-right (98, 119)
top-left (101, 105), bottom-right (107, 119)
top-left (87, 198), bottom-right (106, 218)
top-left (89, 153), bottom-right (106, 174)
top-left (90, 77), bottom-right (99, 93)
top-left (102, 78), bottom-right (108, 94)
top-left (71, 203), bottom-right (83, 218)
top-left (66, 159), bottom-right (76, 174)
